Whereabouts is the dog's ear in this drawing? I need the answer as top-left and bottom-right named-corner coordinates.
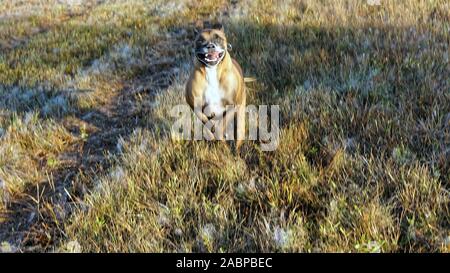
top-left (194, 20), bottom-right (204, 36)
top-left (212, 22), bottom-right (224, 32)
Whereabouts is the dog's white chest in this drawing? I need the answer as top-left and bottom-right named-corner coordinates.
top-left (204, 67), bottom-right (225, 115)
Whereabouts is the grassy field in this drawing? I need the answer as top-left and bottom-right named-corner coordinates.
top-left (0, 0), bottom-right (449, 252)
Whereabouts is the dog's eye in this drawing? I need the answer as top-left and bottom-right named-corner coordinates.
top-left (196, 39), bottom-right (207, 46)
top-left (213, 32), bottom-right (225, 40)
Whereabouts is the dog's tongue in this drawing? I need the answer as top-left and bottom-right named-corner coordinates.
top-left (207, 52), bottom-right (220, 59)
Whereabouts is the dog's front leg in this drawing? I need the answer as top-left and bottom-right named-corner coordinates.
top-left (193, 106), bottom-right (216, 141)
top-left (213, 106), bottom-right (237, 141)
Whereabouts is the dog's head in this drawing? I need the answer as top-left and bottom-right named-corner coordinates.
top-left (194, 22), bottom-right (228, 66)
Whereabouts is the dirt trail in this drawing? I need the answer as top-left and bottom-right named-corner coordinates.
top-left (0, 27), bottom-right (187, 254)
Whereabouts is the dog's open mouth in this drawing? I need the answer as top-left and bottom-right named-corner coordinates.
top-left (196, 50), bottom-right (225, 64)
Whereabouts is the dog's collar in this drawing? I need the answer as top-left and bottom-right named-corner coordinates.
top-left (195, 50), bottom-right (226, 67)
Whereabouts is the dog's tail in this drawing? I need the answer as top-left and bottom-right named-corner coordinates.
top-left (244, 77), bottom-right (257, 83)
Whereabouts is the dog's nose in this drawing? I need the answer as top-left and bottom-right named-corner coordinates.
top-left (206, 43), bottom-right (215, 49)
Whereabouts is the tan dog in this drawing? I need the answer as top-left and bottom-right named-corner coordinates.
top-left (185, 23), bottom-right (247, 150)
